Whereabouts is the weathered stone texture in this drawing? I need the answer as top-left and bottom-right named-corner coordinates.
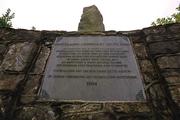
top-left (146, 33), bottom-right (180, 42)
top-left (126, 30), bottom-right (144, 43)
top-left (149, 41), bottom-right (180, 55)
top-left (0, 74), bottom-right (24, 91)
top-left (0, 23), bottom-right (180, 120)
top-left (140, 60), bottom-right (154, 73)
top-left (31, 46), bottom-right (50, 74)
top-left (0, 45), bottom-right (6, 56)
top-left (0, 95), bottom-right (11, 119)
top-left (14, 29), bottom-right (41, 42)
top-left (165, 76), bottom-right (180, 84)
top-left (21, 75), bottom-right (41, 103)
top-left (60, 103), bottom-right (151, 120)
top-left (142, 73), bottom-right (156, 84)
top-left (105, 102), bottom-right (150, 113)
top-left (138, 58), bottom-right (169, 116)
top-left (169, 85), bottom-right (180, 101)
top-left (157, 56), bottom-right (180, 69)
top-left (167, 23), bottom-right (180, 33)
top-left (0, 44), bottom-right (6, 63)
top-left (0, 42), bottom-right (37, 72)
top-left (0, 29), bottom-right (16, 44)
top-left (0, 95), bottom-right (5, 118)
top-left (161, 70), bottom-right (180, 108)
top-left (60, 103), bottom-right (102, 117)
top-left (149, 84), bottom-right (165, 100)
top-left (139, 59), bottom-right (157, 84)
top-left (14, 106), bottom-right (56, 120)
top-left (143, 26), bottom-right (166, 35)
top-left (133, 43), bottom-right (147, 59)
top-left (103, 31), bottom-right (117, 36)
top-left (41, 31), bottom-right (65, 45)
top-left (0, 29), bottom-right (41, 44)
top-left (78, 5), bottom-right (105, 31)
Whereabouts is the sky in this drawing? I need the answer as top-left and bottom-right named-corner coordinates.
top-left (0, 0), bottom-right (179, 31)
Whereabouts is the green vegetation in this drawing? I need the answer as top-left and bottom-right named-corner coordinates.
top-left (152, 5), bottom-right (180, 26)
top-left (0, 8), bottom-right (15, 28)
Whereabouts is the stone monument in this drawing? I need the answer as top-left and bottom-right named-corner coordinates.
top-left (78, 5), bottom-right (105, 31)
top-left (40, 5), bottom-right (145, 101)
top-left (0, 5), bottom-right (179, 119)
top-left (40, 36), bottom-right (145, 101)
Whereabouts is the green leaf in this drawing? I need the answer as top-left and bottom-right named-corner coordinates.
top-left (151, 4), bottom-right (179, 26)
top-left (0, 8), bottom-right (15, 28)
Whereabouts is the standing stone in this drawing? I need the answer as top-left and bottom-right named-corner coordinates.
top-left (78, 5), bottom-right (105, 31)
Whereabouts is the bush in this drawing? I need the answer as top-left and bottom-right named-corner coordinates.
top-left (0, 8), bottom-right (15, 28)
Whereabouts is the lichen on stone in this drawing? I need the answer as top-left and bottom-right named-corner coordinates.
top-left (0, 42), bottom-right (37, 72)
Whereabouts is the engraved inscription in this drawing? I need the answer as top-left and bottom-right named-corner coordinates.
top-left (40, 36), bottom-right (145, 101)
top-left (86, 81), bottom-right (97, 86)
top-left (53, 47), bottom-right (134, 79)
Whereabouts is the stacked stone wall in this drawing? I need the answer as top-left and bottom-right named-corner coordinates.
top-left (0, 23), bottom-right (179, 120)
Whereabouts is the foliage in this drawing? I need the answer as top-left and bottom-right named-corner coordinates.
top-left (0, 8), bottom-right (15, 28)
top-left (152, 5), bottom-right (180, 26)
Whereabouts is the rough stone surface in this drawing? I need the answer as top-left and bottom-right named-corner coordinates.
top-left (31, 46), bottom-right (50, 74)
top-left (167, 23), bottom-right (180, 33)
top-left (60, 103), bottom-right (102, 114)
top-left (149, 41), bottom-right (180, 55)
top-left (14, 106), bottom-right (56, 120)
top-left (143, 26), bottom-right (166, 35)
top-left (0, 29), bottom-right (16, 44)
top-left (0, 45), bottom-right (6, 56)
top-left (60, 103), bottom-right (151, 120)
top-left (0, 95), bottom-right (11, 119)
top-left (61, 113), bottom-right (118, 120)
top-left (140, 60), bottom-right (154, 73)
top-left (162, 69), bottom-right (180, 77)
top-left (161, 69), bottom-right (180, 107)
top-left (127, 31), bottom-right (144, 43)
top-left (133, 43), bottom-right (147, 59)
top-left (157, 56), bottom-right (180, 69)
top-left (0, 23), bottom-right (180, 120)
top-left (165, 76), bottom-right (180, 84)
top-left (146, 33), bottom-right (180, 42)
top-left (142, 72), bottom-right (157, 84)
top-left (149, 84), bottom-right (165, 99)
top-left (0, 29), bottom-right (41, 44)
top-left (21, 75), bottom-right (41, 103)
top-left (41, 31), bottom-right (65, 45)
top-left (105, 102), bottom-right (150, 113)
top-left (0, 96), bottom-right (5, 118)
top-left (0, 44), bottom-right (6, 63)
top-left (0, 74), bottom-right (24, 91)
top-left (169, 85), bottom-right (180, 106)
top-left (0, 42), bottom-right (37, 72)
top-left (14, 29), bottom-right (41, 42)
top-left (78, 5), bottom-right (105, 31)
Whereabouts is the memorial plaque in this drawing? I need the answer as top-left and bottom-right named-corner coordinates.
top-left (40, 36), bottom-right (146, 101)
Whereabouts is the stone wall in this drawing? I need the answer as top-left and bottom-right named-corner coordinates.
top-left (0, 23), bottom-right (179, 120)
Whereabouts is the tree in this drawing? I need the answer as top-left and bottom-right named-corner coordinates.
top-left (152, 4), bottom-right (180, 26)
top-left (0, 8), bottom-right (15, 28)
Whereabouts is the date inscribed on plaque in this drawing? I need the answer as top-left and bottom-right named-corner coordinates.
top-left (40, 36), bottom-right (146, 101)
